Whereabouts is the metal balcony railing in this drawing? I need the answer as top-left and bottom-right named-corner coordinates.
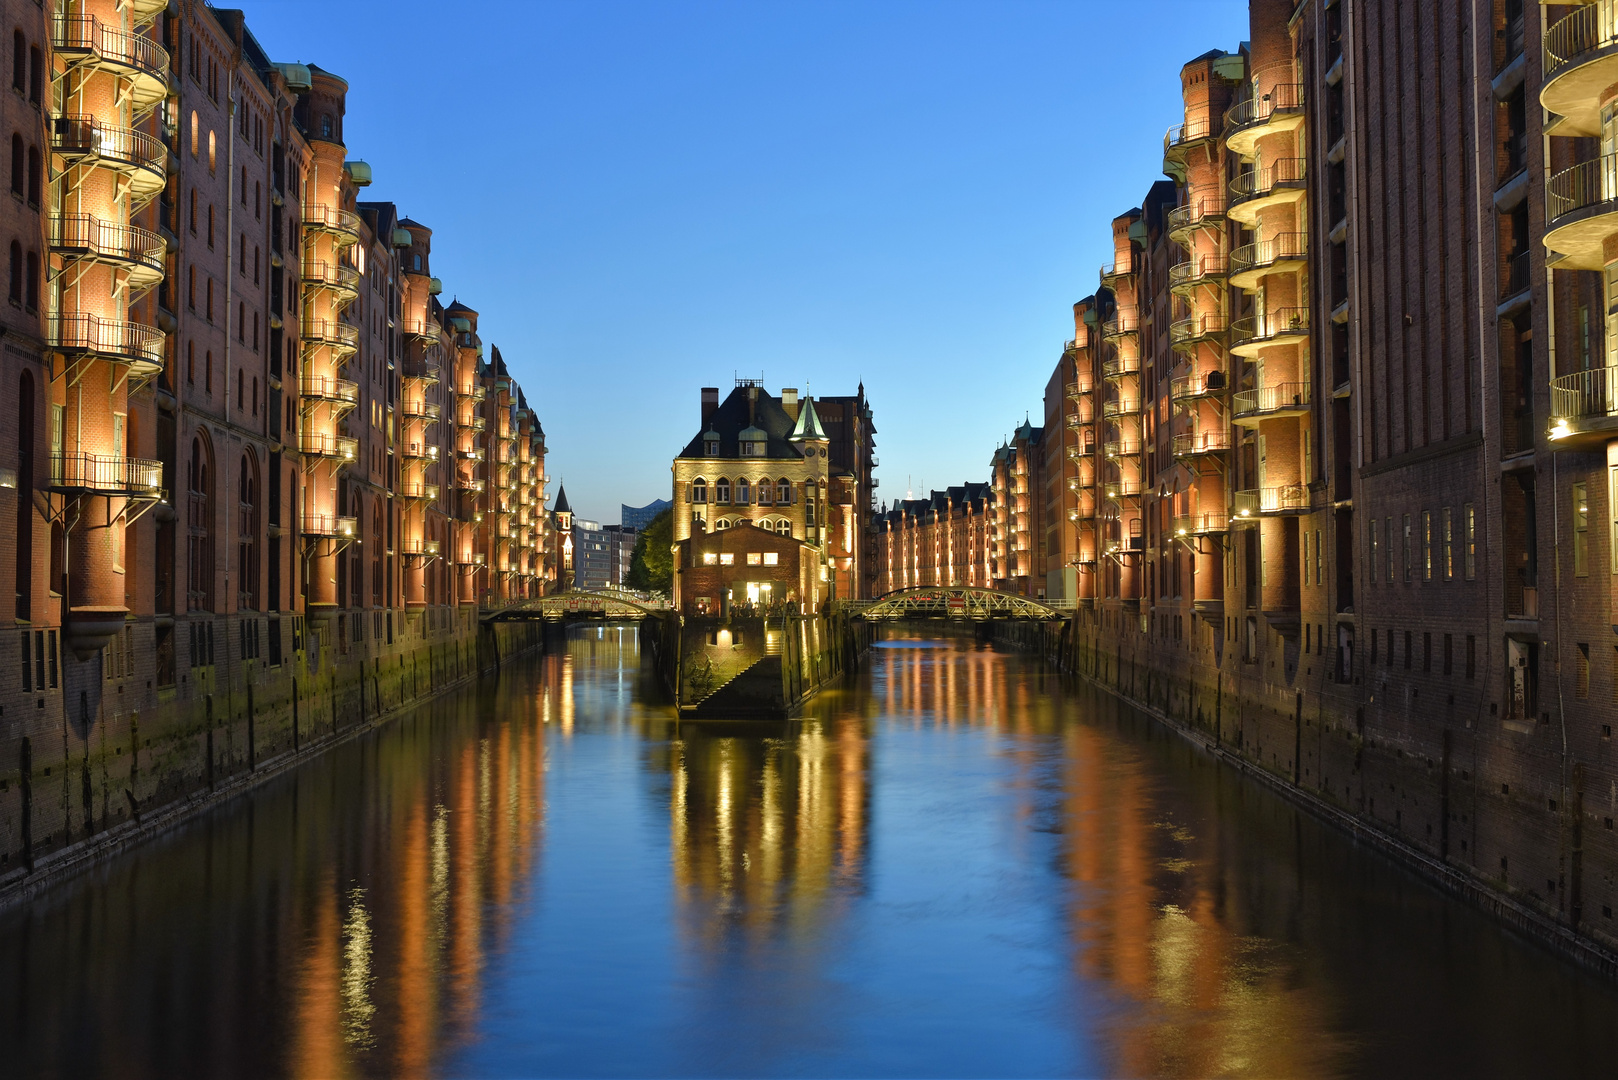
top-left (399, 480), bottom-right (440, 501)
top-left (49, 451), bottom-right (162, 494)
top-left (1231, 306), bottom-right (1310, 346)
top-left (1066, 375), bottom-right (1094, 397)
top-left (1164, 114), bottom-right (1218, 155)
top-left (300, 375), bottom-right (358, 404)
top-left (1548, 153), bottom-right (1618, 226)
top-left (1229, 232), bottom-right (1308, 277)
top-left (301, 261), bottom-right (361, 296)
top-left (1102, 397), bottom-right (1141, 418)
top-left (302, 203), bottom-right (362, 238)
top-left (1172, 429), bottom-right (1233, 456)
top-left (50, 115), bottom-right (165, 183)
top-left (302, 513), bottom-right (357, 538)
top-left (401, 359), bottom-right (441, 382)
top-left (1103, 439), bottom-right (1142, 458)
top-left (1551, 367), bottom-right (1618, 425)
top-left (52, 14), bottom-right (169, 89)
top-left (403, 318), bottom-right (440, 340)
top-left (1100, 260), bottom-right (1135, 286)
top-left (49, 313), bottom-right (164, 370)
top-left (1102, 353), bottom-right (1142, 378)
top-left (1166, 196), bottom-right (1226, 237)
top-left (1066, 411), bottom-right (1094, 429)
top-left (1233, 381), bottom-right (1311, 419)
top-left (403, 400), bottom-right (441, 422)
top-left (1170, 313), bottom-right (1227, 346)
top-left (1502, 250), bottom-right (1531, 300)
top-left (1232, 485), bottom-right (1311, 517)
top-left (1168, 254), bottom-right (1229, 289)
top-left (49, 214), bottom-right (165, 277)
top-left (1101, 312), bottom-right (1140, 340)
top-left (1170, 369), bottom-right (1228, 402)
top-left (300, 431), bottom-right (358, 459)
top-left (1172, 510), bottom-right (1228, 536)
top-left (1545, 4), bottom-right (1618, 85)
top-left (400, 440), bottom-right (439, 461)
top-left (402, 539), bottom-right (442, 558)
top-left (1230, 157), bottom-right (1307, 203)
top-left (1224, 81), bottom-right (1304, 133)
top-left (302, 318), bottom-right (360, 351)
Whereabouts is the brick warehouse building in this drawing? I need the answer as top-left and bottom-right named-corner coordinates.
top-left (874, 483), bottom-right (992, 594)
top-left (977, 0), bottom-right (1618, 959)
top-left (0, 0), bottom-right (554, 882)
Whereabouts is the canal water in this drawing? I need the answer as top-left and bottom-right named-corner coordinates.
top-left (5, 629), bottom-right (1618, 1078)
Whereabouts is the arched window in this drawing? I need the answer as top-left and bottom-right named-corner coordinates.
top-left (237, 452), bottom-right (258, 611)
top-left (715, 477), bottom-right (730, 504)
top-left (11, 32), bottom-right (22, 93)
top-left (757, 478), bottom-right (773, 505)
top-left (777, 478), bottom-right (791, 504)
top-left (412, 253), bottom-right (421, 271)
top-left (691, 477), bottom-right (707, 504)
top-left (7, 241), bottom-right (19, 304)
top-left (188, 435), bottom-right (214, 611)
top-left (715, 519), bottom-right (730, 530)
top-left (9, 134), bottom-right (20, 196)
top-left (736, 477), bottom-right (750, 504)
top-left (15, 370), bottom-right (32, 620)
top-left (777, 519), bottom-right (793, 537)
top-left (25, 143), bottom-right (37, 205)
top-left (24, 249), bottom-right (37, 311)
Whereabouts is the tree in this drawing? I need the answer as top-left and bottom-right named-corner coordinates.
top-left (626, 507), bottom-right (673, 593)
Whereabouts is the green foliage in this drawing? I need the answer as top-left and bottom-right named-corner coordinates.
top-left (626, 507), bottom-right (674, 593)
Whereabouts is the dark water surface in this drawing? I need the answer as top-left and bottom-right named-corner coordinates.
top-left (5, 628), bottom-right (1618, 1078)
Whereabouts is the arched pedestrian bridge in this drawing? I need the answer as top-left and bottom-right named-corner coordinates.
top-left (482, 588), bottom-right (671, 623)
top-left (842, 587), bottom-right (1071, 621)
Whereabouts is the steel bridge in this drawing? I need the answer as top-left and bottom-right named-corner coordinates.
top-left (844, 587), bottom-right (1071, 621)
top-left (482, 588), bottom-right (670, 622)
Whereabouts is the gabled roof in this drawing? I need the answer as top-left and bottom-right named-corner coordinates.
top-left (790, 396), bottom-right (827, 440)
top-left (676, 385), bottom-right (805, 461)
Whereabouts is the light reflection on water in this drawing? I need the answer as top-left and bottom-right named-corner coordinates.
top-left (2, 627), bottom-right (1618, 1078)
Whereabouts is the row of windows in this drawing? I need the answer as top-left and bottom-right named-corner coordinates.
top-left (691, 477), bottom-right (795, 505)
top-left (710, 517), bottom-right (794, 535)
top-left (1368, 628), bottom-right (1478, 678)
top-left (11, 31), bottom-right (39, 106)
top-left (701, 551), bottom-right (781, 566)
top-left (1368, 504), bottom-right (1477, 584)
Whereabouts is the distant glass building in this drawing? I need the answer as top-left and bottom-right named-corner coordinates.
top-left (621, 498), bottom-right (672, 532)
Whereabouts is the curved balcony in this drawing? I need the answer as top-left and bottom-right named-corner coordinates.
top-left (402, 400), bottom-right (442, 422)
top-left (50, 115), bottom-right (166, 200)
top-left (401, 440), bottom-right (440, 462)
top-left (1228, 232), bottom-right (1307, 289)
top-left (1101, 312), bottom-right (1140, 342)
top-left (1100, 260), bottom-right (1135, 290)
top-left (49, 313), bottom-right (163, 377)
top-left (462, 413), bottom-right (488, 432)
top-left (1223, 80), bottom-right (1305, 159)
top-left (1066, 442), bottom-right (1097, 462)
top-left (1062, 336), bottom-right (1088, 357)
top-left (1103, 439), bottom-right (1142, 459)
top-left (1171, 429), bottom-right (1232, 459)
top-left (49, 215), bottom-right (165, 290)
top-left (1104, 479), bottom-right (1143, 502)
top-left (402, 539), bottom-right (442, 560)
top-left (1101, 352), bottom-right (1141, 379)
top-left (1543, 4), bottom-right (1618, 138)
top-left (1065, 375), bottom-right (1094, 399)
top-left (463, 478), bottom-right (486, 494)
top-left (1170, 369), bottom-right (1228, 404)
top-left (1170, 313), bottom-right (1227, 351)
top-left (460, 447), bottom-right (486, 463)
top-left (464, 383), bottom-right (488, 402)
top-left (398, 480), bottom-right (441, 502)
top-left (1102, 396), bottom-right (1141, 418)
top-left (301, 261), bottom-right (361, 301)
top-left (302, 204), bottom-right (362, 244)
top-left (458, 551), bottom-right (488, 568)
top-left (1172, 510), bottom-right (1228, 537)
top-left (302, 512), bottom-right (357, 538)
top-left (403, 318), bottom-right (440, 342)
top-left (1233, 382), bottom-right (1311, 426)
top-left (1066, 472), bottom-right (1096, 493)
top-left (300, 318), bottom-right (360, 356)
top-left (1166, 197), bottom-right (1226, 244)
top-left (1228, 157), bottom-right (1306, 225)
top-left (1545, 154), bottom-right (1618, 270)
top-left (1549, 367), bottom-right (1618, 449)
top-left (52, 15), bottom-right (169, 113)
top-left (1232, 485), bottom-right (1311, 519)
top-left (401, 359), bottom-right (440, 384)
top-left (1168, 254), bottom-right (1228, 295)
top-left (1163, 115), bottom-right (1218, 161)
top-left (1230, 306), bottom-right (1310, 357)
top-left (300, 375), bottom-right (358, 408)
top-left (300, 431), bottom-right (358, 460)
top-left (49, 451), bottom-right (162, 496)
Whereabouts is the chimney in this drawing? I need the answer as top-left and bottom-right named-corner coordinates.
top-left (701, 387), bottom-right (719, 427)
top-left (781, 387), bottom-right (799, 420)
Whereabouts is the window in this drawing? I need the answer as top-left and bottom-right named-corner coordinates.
top-left (704, 438), bottom-right (718, 455)
top-left (719, 552), bottom-right (734, 565)
top-left (205, 349), bottom-right (212, 392)
top-left (27, 45), bottom-right (38, 104)
top-left (206, 278), bottom-right (213, 321)
top-left (10, 33), bottom-right (21, 93)
top-left (1575, 481), bottom-right (1590, 577)
top-left (1442, 507), bottom-right (1454, 580)
top-left (1465, 503), bottom-right (1476, 579)
top-left (763, 552), bottom-right (779, 565)
top-left (25, 144), bottom-right (36, 205)
top-left (1403, 513), bottom-right (1412, 582)
top-left (702, 552), bottom-right (717, 566)
top-left (8, 133), bottom-right (18, 195)
top-left (1370, 519), bottom-right (1379, 583)
top-left (23, 249), bottom-right (36, 311)
top-left (776, 520), bottom-right (792, 536)
top-left (1578, 643), bottom-right (1591, 699)
top-left (757, 480), bottom-right (773, 505)
top-left (1422, 510), bottom-right (1432, 580)
top-left (1387, 516), bottom-right (1395, 582)
top-left (777, 478), bottom-right (791, 504)
top-left (6, 240), bottom-right (17, 304)
top-left (190, 110), bottom-right (198, 157)
top-left (413, 253), bottom-right (421, 271)
top-left (691, 478), bottom-right (707, 504)
top-left (187, 341), bottom-right (194, 383)
top-left (207, 204), bottom-right (214, 248)
top-left (746, 552), bottom-right (762, 566)
top-left (208, 130), bottom-right (216, 173)
top-left (736, 478), bottom-right (750, 504)
top-left (716, 478), bottom-right (730, 504)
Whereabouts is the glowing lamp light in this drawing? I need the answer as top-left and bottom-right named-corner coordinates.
top-left (1550, 421), bottom-right (1572, 441)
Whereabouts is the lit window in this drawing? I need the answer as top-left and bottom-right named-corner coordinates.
top-left (737, 478), bottom-right (751, 504)
top-left (702, 552), bottom-right (717, 566)
top-left (719, 553), bottom-right (735, 565)
top-left (716, 478), bottom-right (730, 504)
top-left (1465, 502), bottom-right (1476, 580)
top-left (763, 552), bottom-right (779, 566)
top-left (691, 478), bottom-right (707, 504)
top-left (715, 519), bottom-right (730, 530)
top-left (746, 552), bottom-right (762, 566)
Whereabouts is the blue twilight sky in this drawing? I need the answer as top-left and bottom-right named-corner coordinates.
top-left (240, 0), bottom-right (1248, 526)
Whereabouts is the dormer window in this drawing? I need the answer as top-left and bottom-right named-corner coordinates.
top-left (740, 440), bottom-right (755, 455)
top-left (705, 439), bottom-right (719, 455)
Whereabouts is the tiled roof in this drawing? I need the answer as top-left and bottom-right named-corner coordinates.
top-left (676, 385), bottom-right (806, 461)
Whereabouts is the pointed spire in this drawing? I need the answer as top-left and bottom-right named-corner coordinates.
top-left (789, 395), bottom-right (827, 440)
top-left (552, 484), bottom-right (571, 515)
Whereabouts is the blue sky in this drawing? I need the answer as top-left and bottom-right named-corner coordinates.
top-left (242, 0), bottom-right (1248, 525)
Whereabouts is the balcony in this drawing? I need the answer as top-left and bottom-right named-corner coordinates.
top-left (302, 513), bottom-right (357, 538)
top-left (1101, 312), bottom-right (1140, 342)
top-left (1232, 381), bottom-right (1311, 425)
top-left (1545, 154), bottom-right (1618, 270)
top-left (1549, 367), bottom-right (1618, 449)
top-left (1101, 352), bottom-right (1141, 379)
top-left (1168, 254), bottom-right (1228, 294)
top-left (1067, 472), bottom-right (1096, 492)
top-left (300, 431), bottom-right (358, 460)
top-left (403, 400), bottom-right (442, 422)
top-left (403, 318), bottom-right (440, 342)
top-left (401, 359), bottom-right (440, 383)
top-left (1543, 4), bottom-right (1618, 138)
top-left (300, 375), bottom-right (358, 407)
top-left (460, 447), bottom-right (486, 462)
top-left (49, 313), bottom-right (163, 377)
top-left (1172, 511), bottom-right (1228, 537)
top-left (1171, 429), bottom-right (1232, 458)
top-left (1228, 232), bottom-right (1308, 289)
top-left (1066, 443), bottom-right (1097, 461)
top-left (1170, 313), bottom-right (1227, 351)
top-left (49, 215), bottom-right (165, 290)
top-left (1230, 306), bottom-right (1310, 357)
top-left (400, 440), bottom-right (439, 462)
top-left (402, 539), bottom-right (442, 560)
top-left (301, 318), bottom-right (360, 356)
top-left (1104, 479), bottom-right (1143, 501)
top-left (49, 451), bottom-right (162, 496)
top-left (50, 115), bottom-right (166, 200)
top-left (1232, 485), bottom-right (1312, 519)
top-left (1223, 79), bottom-right (1305, 159)
top-left (302, 204), bottom-right (362, 244)
top-left (462, 413), bottom-right (488, 432)
top-left (1170, 369), bottom-right (1227, 404)
top-left (1163, 115), bottom-right (1218, 161)
top-left (1065, 375), bottom-right (1094, 398)
top-left (399, 480), bottom-right (440, 501)
top-left (1103, 439), bottom-right (1142, 459)
top-left (52, 15), bottom-right (169, 113)
top-left (1228, 157), bottom-right (1306, 225)
top-left (1102, 396), bottom-right (1141, 418)
top-left (1100, 260), bottom-right (1135, 290)
top-left (301, 261), bottom-right (361, 301)
top-left (464, 383), bottom-right (488, 402)
top-left (1166, 197), bottom-right (1226, 244)
top-left (1062, 336), bottom-right (1086, 356)
top-left (1066, 411), bottom-right (1094, 430)
top-left (458, 552), bottom-right (488, 567)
